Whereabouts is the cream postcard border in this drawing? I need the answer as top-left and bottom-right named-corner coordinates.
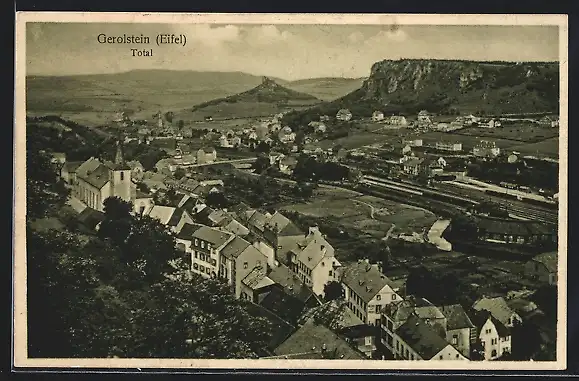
top-left (13, 12), bottom-right (568, 371)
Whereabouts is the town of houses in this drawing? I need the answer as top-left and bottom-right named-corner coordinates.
top-left (50, 103), bottom-right (559, 360)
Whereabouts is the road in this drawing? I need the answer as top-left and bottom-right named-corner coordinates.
top-left (189, 157), bottom-right (257, 168)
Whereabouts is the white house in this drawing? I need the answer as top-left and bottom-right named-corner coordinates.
top-left (290, 227), bottom-right (341, 297)
top-left (471, 310), bottom-right (512, 360)
top-left (472, 296), bottom-right (522, 328)
top-left (341, 260), bottom-right (401, 326)
top-left (372, 111), bottom-right (385, 122)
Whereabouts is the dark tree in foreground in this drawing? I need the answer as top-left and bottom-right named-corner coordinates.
top-left (323, 281), bottom-right (344, 302)
top-left (26, 149), bottom-right (69, 219)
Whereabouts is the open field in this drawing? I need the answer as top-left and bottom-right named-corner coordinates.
top-left (279, 187), bottom-right (437, 238)
top-left (454, 124), bottom-right (559, 143)
top-left (509, 137), bottom-right (560, 158)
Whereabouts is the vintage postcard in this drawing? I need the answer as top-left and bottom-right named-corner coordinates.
top-left (14, 12), bottom-right (567, 371)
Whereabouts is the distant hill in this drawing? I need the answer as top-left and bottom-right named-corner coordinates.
top-left (285, 77), bottom-right (366, 101)
top-left (25, 70), bottom-right (288, 116)
top-left (184, 77), bottom-right (321, 120)
top-left (282, 59), bottom-right (559, 128)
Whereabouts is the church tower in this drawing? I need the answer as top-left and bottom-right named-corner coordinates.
top-left (110, 140), bottom-right (132, 203)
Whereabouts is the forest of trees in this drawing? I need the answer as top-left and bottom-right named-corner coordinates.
top-left (26, 151), bottom-right (280, 358)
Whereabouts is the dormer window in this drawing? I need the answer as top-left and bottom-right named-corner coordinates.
top-left (194, 239), bottom-right (199, 246)
top-left (201, 241), bottom-right (205, 249)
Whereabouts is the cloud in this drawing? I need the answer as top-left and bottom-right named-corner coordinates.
top-left (242, 25), bottom-right (293, 46)
top-left (174, 24), bottom-right (241, 46)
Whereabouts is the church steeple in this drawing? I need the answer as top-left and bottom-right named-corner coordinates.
top-left (114, 140), bottom-right (124, 165)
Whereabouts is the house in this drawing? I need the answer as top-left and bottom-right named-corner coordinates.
top-left (383, 314), bottom-right (468, 361)
top-left (278, 127), bottom-right (296, 144)
top-left (470, 310), bottom-right (512, 360)
top-left (417, 110), bottom-right (433, 126)
top-left (401, 145), bottom-right (412, 155)
top-left (372, 111), bottom-right (385, 122)
top-left (140, 171), bottom-right (169, 193)
top-left (144, 205), bottom-right (194, 233)
top-left (472, 296), bottom-right (522, 328)
top-left (60, 161), bottom-right (83, 186)
top-left (338, 324), bottom-right (379, 358)
top-left (525, 252), bottom-right (557, 285)
top-left (402, 138), bottom-right (422, 147)
top-left (127, 160), bottom-right (145, 181)
top-left (320, 115), bottom-right (330, 122)
top-left (436, 123), bottom-right (450, 131)
top-left (196, 147), bottom-right (217, 164)
top-left (464, 114), bottom-right (480, 125)
top-left (435, 141), bottom-right (462, 152)
top-left (271, 316), bottom-right (366, 360)
top-left (336, 109), bottom-right (352, 122)
top-left (438, 304), bottom-right (476, 358)
top-left (473, 140), bottom-right (501, 158)
top-left (340, 260), bottom-right (401, 326)
top-left (154, 158), bottom-right (176, 175)
top-left (49, 152), bottom-right (67, 167)
top-left (240, 265), bottom-right (276, 303)
top-left (420, 157), bottom-right (445, 177)
top-left (473, 217), bottom-right (557, 246)
top-left (219, 236), bottom-right (269, 298)
top-left (389, 115), bottom-right (408, 126)
top-left (289, 227), bottom-right (341, 297)
top-left (402, 157), bottom-right (424, 176)
top-left (180, 126), bottom-right (193, 138)
top-left (68, 142), bottom-right (133, 212)
top-left (255, 263), bottom-right (322, 324)
top-left (178, 224), bottom-right (235, 280)
top-left (132, 188), bottom-right (154, 215)
top-left (278, 156), bottom-right (299, 175)
top-left (219, 135), bottom-right (232, 148)
top-left (262, 211), bottom-right (305, 263)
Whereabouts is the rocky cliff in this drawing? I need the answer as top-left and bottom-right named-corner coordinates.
top-left (337, 59), bottom-right (559, 115)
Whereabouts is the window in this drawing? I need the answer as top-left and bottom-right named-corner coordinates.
top-left (392, 294), bottom-right (397, 300)
top-left (256, 260), bottom-right (261, 267)
top-left (201, 241), bottom-right (205, 249)
top-left (491, 338), bottom-right (497, 345)
top-left (439, 355), bottom-right (443, 360)
top-left (411, 354), bottom-right (414, 360)
top-left (491, 349), bottom-right (497, 357)
top-left (120, 172), bottom-right (124, 181)
top-left (329, 270), bottom-right (333, 276)
top-left (194, 252), bottom-right (198, 258)
top-left (396, 341), bottom-right (400, 352)
top-left (505, 336), bottom-right (510, 341)
top-left (376, 294), bottom-right (381, 301)
top-left (405, 349), bottom-right (409, 358)
top-left (452, 335), bottom-right (458, 345)
top-left (193, 263), bottom-right (198, 270)
top-left (243, 262), bottom-right (248, 269)
top-left (206, 268), bottom-right (211, 275)
top-left (194, 239), bottom-right (199, 246)
top-left (456, 354), bottom-right (459, 359)
top-left (507, 317), bottom-right (512, 325)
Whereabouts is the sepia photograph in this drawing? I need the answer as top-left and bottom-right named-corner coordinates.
top-left (13, 12), bottom-right (567, 371)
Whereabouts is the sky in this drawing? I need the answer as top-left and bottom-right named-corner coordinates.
top-left (26, 23), bottom-right (560, 80)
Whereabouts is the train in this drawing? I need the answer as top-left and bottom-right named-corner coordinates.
top-left (484, 189), bottom-right (558, 210)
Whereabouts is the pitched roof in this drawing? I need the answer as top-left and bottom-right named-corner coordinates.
top-left (341, 261), bottom-right (395, 303)
top-left (339, 324), bottom-right (380, 339)
top-left (470, 310), bottom-right (511, 338)
top-left (439, 304), bottom-right (475, 330)
top-left (146, 205), bottom-right (177, 225)
top-left (192, 226), bottom-right (233, 248)
top-left (265, 211), bottom-right (292, 232)
top-left (248, 211), bottom-right (271, 232)
top-left (221, 236), bottom-right (252, 259)
top-left (297, 232), bottom-right (336, 271)
top-left (395, 315), bottom-right (451, 360)
top-left (76, 157), bottom-right (101, 177)
top-left (76, 208), bottom-right (105, 229)
top-left (63, 161), bottom-right (83, 173)
top-left (473, 296), bottom-right (518, 327)
top-left (242, 266), bottom-right (275, 290)
top-left (267, 263), bottom-right (316, 303)
top-left (167, 208), bottom-right (189, 227)
top-left (274, 317), bottom-right (366, 360)
top-left (221, 218), bottom-right (250, 236)
top-left (175, 223), bottom-right (205, 240)
top-left (531, 251), bottom-right (557, 273)
top-left (79, 163), bottom-right (111, 189)
top-left (278, 221), bottom-right (304, 237)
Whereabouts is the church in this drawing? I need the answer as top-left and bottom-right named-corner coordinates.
top-left (66, 141), bottom-right (134, 212)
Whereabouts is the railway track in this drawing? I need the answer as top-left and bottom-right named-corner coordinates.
top-left (361, 175), bottom-right (559, 225)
